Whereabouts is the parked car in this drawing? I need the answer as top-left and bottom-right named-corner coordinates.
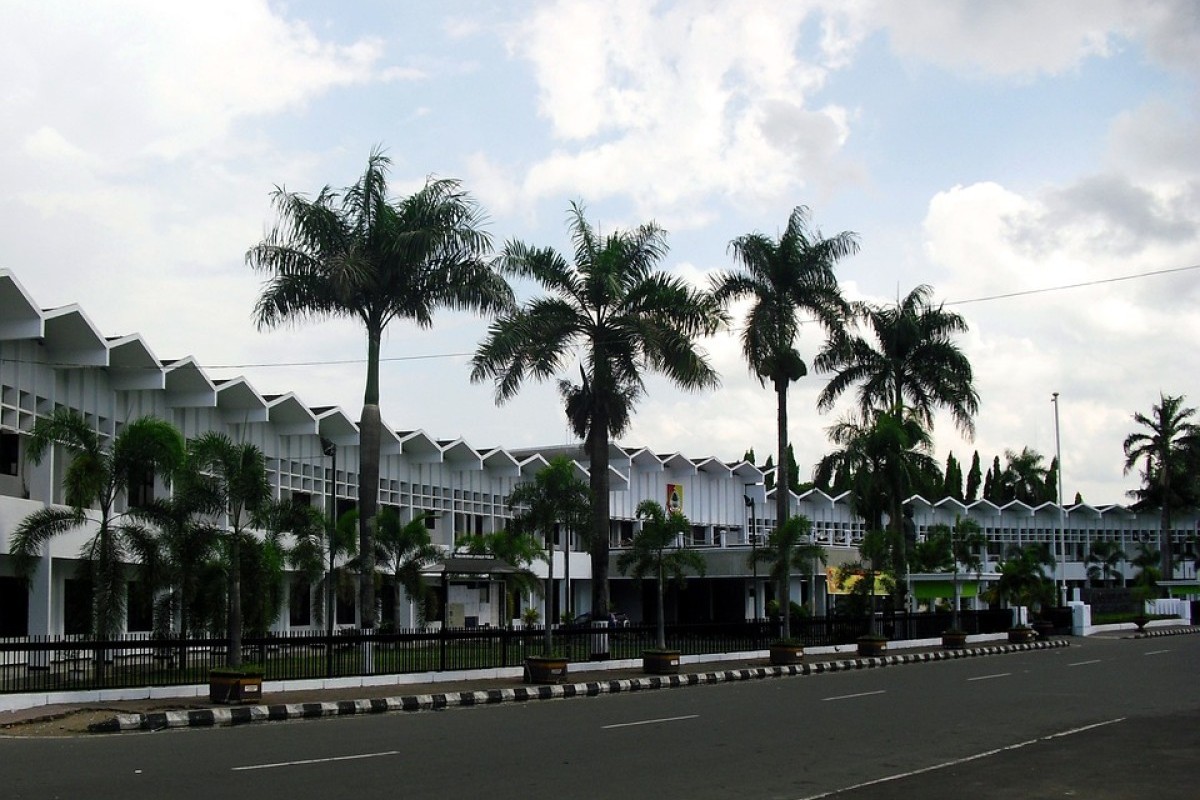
top-left (563, 611), bottom-right (629, 628)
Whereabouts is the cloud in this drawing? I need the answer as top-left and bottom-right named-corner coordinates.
top-left (502, 1), bottom-right (860, 220)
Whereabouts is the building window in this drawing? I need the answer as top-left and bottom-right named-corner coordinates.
top-left (64, 579), bottom-right (92, 636)
top-left (291, 491), bottom-right (313, 508)
top-left (289, 580), bottom-right (311, 626)
top-left (127, 469), bottom-right (154, 509)
top-left (0, 432), bottom-right (19, 477)
top-left (0, 576), bottom-right (29, 636)
top-left (126, 582), bottom-right (154, 633)
top-left (336, 592), bottom-right (356, 625)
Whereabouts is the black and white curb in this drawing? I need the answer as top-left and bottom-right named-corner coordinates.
top-left (90, 639), bottom-right (1070, 734)
top-left (1133, 625), bottom-right (1200, 639)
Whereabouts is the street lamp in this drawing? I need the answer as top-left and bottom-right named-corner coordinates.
top-left (321, 437), bottom-right (337, 678)
top-left (1051, 393), bottom-right (1066, 606)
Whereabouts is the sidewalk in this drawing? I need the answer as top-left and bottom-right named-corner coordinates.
top-left (1, 635), bottom-right (1073, 736)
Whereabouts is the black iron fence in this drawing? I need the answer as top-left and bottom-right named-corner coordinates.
top-left (0, 609), bottom-right (1016, 695)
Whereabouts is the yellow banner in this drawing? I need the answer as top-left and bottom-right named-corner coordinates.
top-left (826, 566), bottom-right (889, 596)
top-left (666, 483), bottom-right (683, 513)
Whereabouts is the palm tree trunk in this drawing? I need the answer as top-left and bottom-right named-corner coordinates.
top-left (359, 329), bottom-right (382, 631)
top-left (544, 537), bottom-right (554, 656)
top-left (589, 424), bottom-right (611, 630)
top-left (1160, 459), bottom-right (1173, 581)
top-left (228, 534), bottom-right (242, 668)
top-left (775, 378), bottom-right (789, 532)
top-left (393, 576), bottom-right (403, 630)
top-left (656, 560), bottom-right (666, 651)
top-left (780, 572), bottom-right (790, 641)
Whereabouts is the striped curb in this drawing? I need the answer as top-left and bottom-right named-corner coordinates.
top-left (89, 639), bottom-right (1070, 734)
top-left (1132, 625), bottom-right (1200, 639)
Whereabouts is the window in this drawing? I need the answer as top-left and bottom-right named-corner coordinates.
top-left (336, 592), bottom-right (356, 625)
top-left (64, 579), bottom-right (92, 636)
top-left (289, 580), bottom-right (311, 626)
top-left (291, 491), bottom-right (313, 508)
top-left (127, 469), bottom-right (155, 509)
top-left (0, 576), bottom-right (29, 636)
top-left (0, 432), bottom-right (19, 477)
top-left (126, 582), bottom-right (154, 633)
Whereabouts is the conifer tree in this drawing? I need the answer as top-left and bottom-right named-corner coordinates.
top-left (965, 451), bottom-right (982, 502)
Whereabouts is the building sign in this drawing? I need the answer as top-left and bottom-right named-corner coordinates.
top-left (666, 483), bottom-right (683, 513)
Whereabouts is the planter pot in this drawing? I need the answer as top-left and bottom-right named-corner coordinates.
top-left (1132, 614), bottom-right (1149, 632)
top-left (941, 631), bottom-right (968, 650)
top-left (769, 643), bottom-right (805, 665)
top-left (642, 650), bottom-right (681, 675)
top-left (1007, 626), bottom-right (1036, 644)
top-left (523, 655), bottom-right (569, 685)
top-left (1032, 619), bottom-right (1055, 639)
top-left (856, 636), bottom-right (888, 657)
top-left (208, 669), bottom-right (263, 704)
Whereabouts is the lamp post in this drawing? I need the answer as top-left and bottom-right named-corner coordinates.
top-left (744, 493), bottom-right (758, 619)
top-left (321, 437), bottom-right (337, 679)
top-left (1051, 393), bottom-right (1066, 606)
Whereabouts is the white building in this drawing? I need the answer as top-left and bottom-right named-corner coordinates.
top-left (0, 268), bottom-right (1194, 639)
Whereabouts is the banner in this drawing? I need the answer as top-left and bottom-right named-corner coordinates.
top-left (666, 483), bottom-right (683, 513)
top-left (825, 566), bottom-right (889, 596)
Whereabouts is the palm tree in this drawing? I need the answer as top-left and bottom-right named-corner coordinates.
top-left (187, 432), bottom-right (271, 668)
top-left (617, 500), bottom-right (706, 651)
top-left (1123, 393), bottom-right (1199, 580)
top-left (748, 515), bottom-right (826, 641)
top-left (711, 206), bottom-right (856, 532)
top-left (926, 516), bottom-right (986, 631)
top-left (12, 409), bottom-right (185, 638)
top-left (375, 508), bottom-right (441, 629)
top-left (991, 544), bottom-right (1055, 617)
top-left (248, 148), bottom-right (512, 631)
top-left (472, 203), bottom-right (723, 627)
top-left (999, 447), bottom-right (1050, 504)
top-left (816, 283), bottom-right (979, 439)
top-left (1084, 540), bottom-right (1126, 588)
top-left (505, 455), bottom-right (592, 655)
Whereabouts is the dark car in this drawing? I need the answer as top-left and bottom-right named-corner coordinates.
top-left (563, 611), bottom-right (629, 628)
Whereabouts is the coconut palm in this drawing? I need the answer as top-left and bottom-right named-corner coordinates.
top-left (618, 500), bottom-right (707, 651)
top-left (248, 148), bottom-right (512, 631)
top-left (748, 515), bottom-right (826, 641)
top-left (710, 206), bottom-right (855, 531)
top-left (998, 447), bottom-right (1051, 505)
top-left (1123, 393), bottom-right (1200, 580)
top-left (187, 432), bottom-right (271, 668)
top-left (1084, 540), bottom-right (1126, 588)
top-left (816, 284), bottom-right (979, 439)
top-left (12, 409), bottom-right (184, 638)
top-left (472, 204), bottom-right (723, 627)
top-left (505, 455), bottom-right (592, 655)
top-left (375, 508), bottom-right (441, 629)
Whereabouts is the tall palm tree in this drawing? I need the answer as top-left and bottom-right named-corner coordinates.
top-left (816, 283), bottom-right (979, 439)
top-left (711, 206), bottom-right (855, 533)
top-left (617, 500), bottom-right (706, 651)
top-left (505, 455), bottom-right (591, 656)
top-left (12, 409), bottom-right (184, 638)
top-left (472, 204), bottom-right (723, 628)
top-left (375, 508), bottom-right (441, 629)
top-left (926, 516), bottom-right (986, 631)
top-left (1123, 393), bottom-right (1199, 580)
top-left (187, 432), bottom-right (271, 668)
top-left (248, 148), bottom-right (512, 631)
top-left (748, 515), bottom-right (826, 641)
top-left (999, 447), bottom-right (1050, 505)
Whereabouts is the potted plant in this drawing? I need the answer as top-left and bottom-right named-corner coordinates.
top-left (749, 516), bottom-right (825, 665)
top-left (209, 664), bottom-right (264, 704)
top-left (856, 633), bottom-right (888, 657)
top-left (618, 500), bottom-right (706, 675)
top-left (924, 517), bottom-right (986, 649)
top-left (991, 544), bottom-right (1055, 644)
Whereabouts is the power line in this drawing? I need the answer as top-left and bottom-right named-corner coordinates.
top-left (945, 263), bottom-right (1199, 306)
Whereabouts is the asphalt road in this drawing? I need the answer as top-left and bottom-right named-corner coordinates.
top-left (2, 635), bottom-right (1195, 799)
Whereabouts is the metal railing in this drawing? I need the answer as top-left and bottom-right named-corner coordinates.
top-left (0, 609), bottom-right (1018, 695)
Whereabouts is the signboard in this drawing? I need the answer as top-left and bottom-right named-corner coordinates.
top-left (666, 483), bottom-right (683, 513)
top-left (825, 566), bottom-right (889, 596)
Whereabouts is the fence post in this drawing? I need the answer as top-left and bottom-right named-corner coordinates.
top-left (439, 623), bottom-right (447, 673)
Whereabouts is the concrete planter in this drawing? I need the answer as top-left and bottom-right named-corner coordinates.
top-left (523, 656), bottom-right (569, 685)
top-left (856, 636), bottom-right (888, 657)
top-left (1007, 626), bottom-right (1036, 644)
top-left (941, 630), bottom-right (968, 649)
top-left (769, 643), bottom-right (805, 665)
top-left (208, 669), bottom-right (263, 704)
top-left (642, 650), bottom-right (681, 674)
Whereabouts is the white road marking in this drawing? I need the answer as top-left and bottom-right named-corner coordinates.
top-left (967, 672), bottom-right (1011, 681)
top-left (602, 714), bottom-right (699, 730)
top-left (1068, 659), bottom-right (1101, 667)
top-left (794, 718), bottom-right (1126, 800)
top-left (232, 751), bottom-right (400, 772)
top-left (1144, 649), bottom-right (1170, 656)
top-left (822, 690), bottom-right (886, 702)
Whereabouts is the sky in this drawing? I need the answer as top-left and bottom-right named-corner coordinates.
top-left (1, 0), bottom-right (1198, 505)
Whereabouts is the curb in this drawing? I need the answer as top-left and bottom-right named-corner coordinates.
top-left (1132, 625), bottom-right (1200, 639)
top-left (90, 639), bottom-right (1070, 734)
